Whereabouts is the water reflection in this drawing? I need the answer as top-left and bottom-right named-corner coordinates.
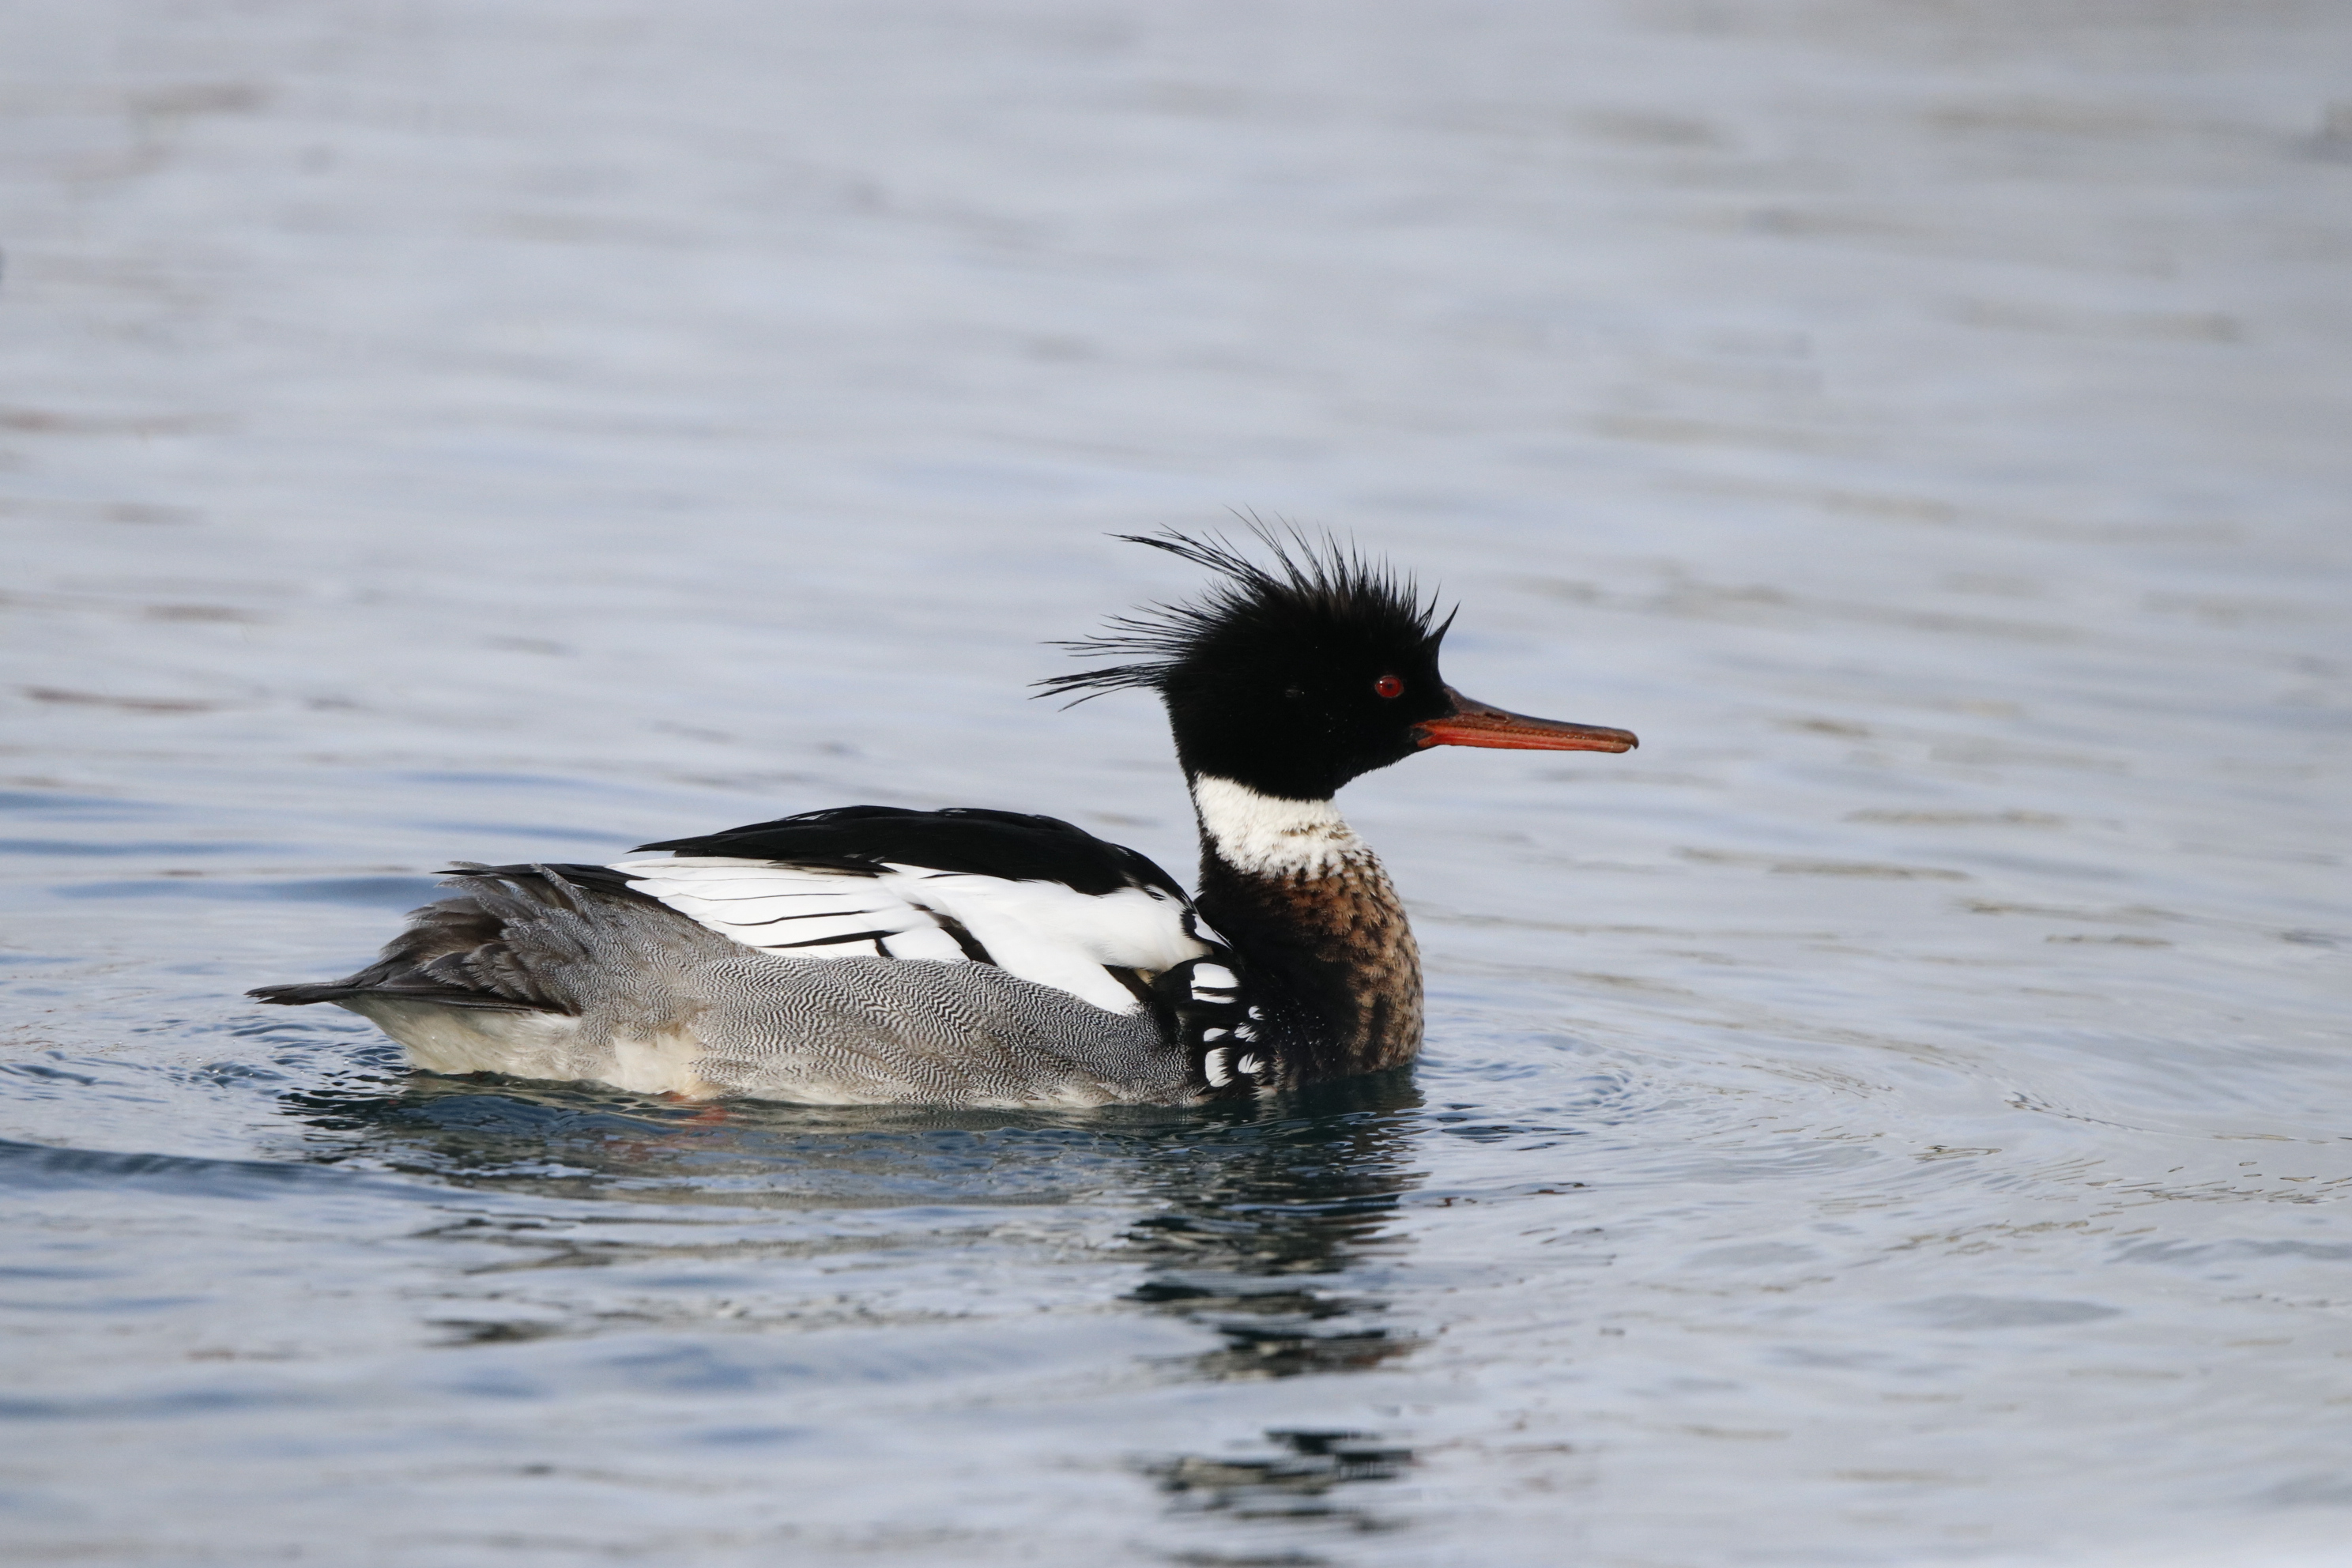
top-left (278, 1069), bottom-right (1425, 1346)
top-left (280, 1065), bottom-right (1422, 1217)
top-left (283, 1069), bottom-right (1399, 1207)
top-left (1145, 1427), bottom-right (1415, 1534)
top-left (277, 1065), bottom-right (1429, 1539)
top-left (1122, 1071), bottom-right (1425, 1381)
top-left (1106, 1076), bottom-right (1427, 1549)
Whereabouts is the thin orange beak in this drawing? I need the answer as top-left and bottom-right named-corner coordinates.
top-left (1412, 685), bottom-right (1638, 753)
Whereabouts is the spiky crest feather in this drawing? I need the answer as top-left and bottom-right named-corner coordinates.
top-left (1036, 521), bottom-right (1449, 703)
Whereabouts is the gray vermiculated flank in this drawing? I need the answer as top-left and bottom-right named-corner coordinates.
top-left (688, 952), bottom-right (1193, 1105)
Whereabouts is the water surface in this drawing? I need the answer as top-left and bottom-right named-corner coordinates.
top-left (2, 3), bottom-right (2348, 1563)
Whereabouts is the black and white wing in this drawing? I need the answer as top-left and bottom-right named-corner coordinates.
top-left (610, 856), bottom-right (1220, 1016)
top-left (612, 806), bottom-right (1234, 1023)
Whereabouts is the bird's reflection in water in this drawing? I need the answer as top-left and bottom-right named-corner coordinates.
top-left (1121, 1069), bottom-right (1425, 1381)
top-left (281, 1060), bottom-right (1423, 1240)
top-left (280, 1062), bottom-right (1427, 1532)
top-left (279, 1065), bottom-right (1212, 1207)
top-left (1145, 1427), bottom-right (1415, 1537)
top-left (1110, 1071), bottom-right (1427, 1540)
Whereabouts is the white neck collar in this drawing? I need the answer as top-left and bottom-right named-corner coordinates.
top-left (1189, 775), bottom-right (1363, 876)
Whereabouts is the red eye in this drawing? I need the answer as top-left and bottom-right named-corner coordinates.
top-left (1374, 674), bottom-right (1404, 699)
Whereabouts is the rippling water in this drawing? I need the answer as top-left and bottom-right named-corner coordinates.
top-left (4, 3), bottom-right (2349, 1563)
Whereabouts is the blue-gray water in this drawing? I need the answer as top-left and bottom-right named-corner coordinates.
top-left (3, 4), bottom-right (2348, 1564)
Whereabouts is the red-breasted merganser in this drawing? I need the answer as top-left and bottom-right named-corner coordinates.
top-left (251, 530), bottom-right (1636, 1106)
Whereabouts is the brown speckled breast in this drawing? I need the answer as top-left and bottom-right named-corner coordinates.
top-left (1195, 847), bottom-right (1423, 1085)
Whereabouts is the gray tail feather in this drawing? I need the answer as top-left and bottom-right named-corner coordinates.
top-left (247, 862), bottom-right (657, 1014)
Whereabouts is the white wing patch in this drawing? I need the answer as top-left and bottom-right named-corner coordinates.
top-left (610, 856), bottom-right (1214, 1016)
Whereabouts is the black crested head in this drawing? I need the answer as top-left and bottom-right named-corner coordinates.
top-left (1038, 523), bottom-right (1457, 801)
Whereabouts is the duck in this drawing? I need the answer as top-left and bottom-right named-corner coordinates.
top-left (251, 529), bottom-right (1636, 1106)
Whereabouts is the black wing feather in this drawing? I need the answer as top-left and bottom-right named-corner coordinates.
top-left (638, 805), bottom-right (1187, 899)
